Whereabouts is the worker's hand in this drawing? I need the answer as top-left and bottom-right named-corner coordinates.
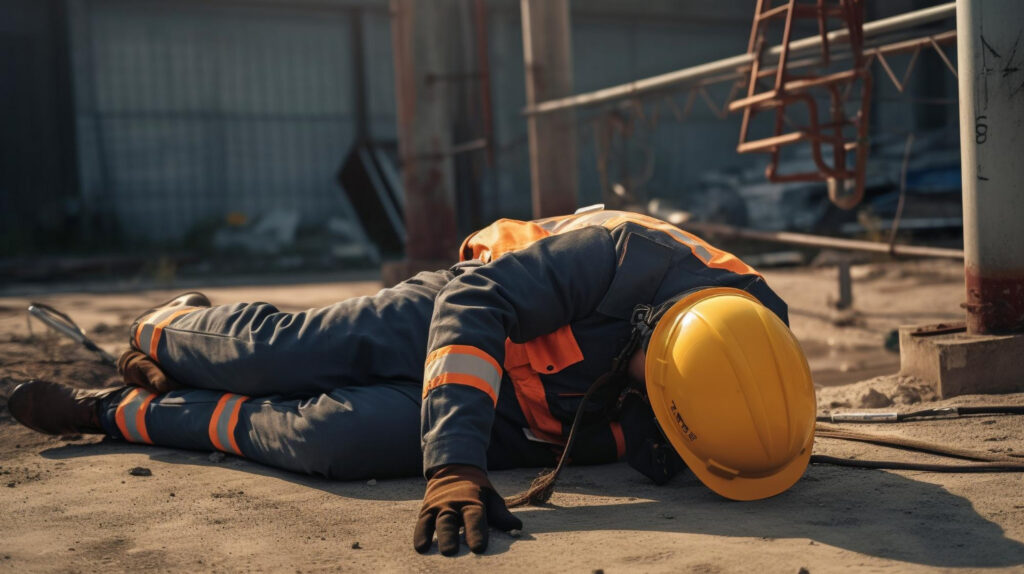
top-left (413, 464), bottom-right (522, 556)
top-left (117, 350), bottom-right (184, 394)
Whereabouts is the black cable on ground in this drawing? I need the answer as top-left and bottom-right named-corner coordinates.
top-left (811, 455), bottom-right (1024, 472)
top-left (817, 405), bottom-right (1024, 423)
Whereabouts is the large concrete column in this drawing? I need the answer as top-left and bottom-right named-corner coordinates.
top-left (391, 0), bottom-right (459, 266)
top-left (521, 0), bottom-right (578, 218)
top-left (957, 0), bottom-right (1024, 334)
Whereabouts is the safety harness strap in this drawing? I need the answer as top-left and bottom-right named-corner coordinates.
top-left (505, 307), bottom-right (654, 508)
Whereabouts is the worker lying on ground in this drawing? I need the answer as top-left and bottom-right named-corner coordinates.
top-left (9, 208), bottom-right (816, 556)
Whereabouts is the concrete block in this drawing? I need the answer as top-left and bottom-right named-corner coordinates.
top-left (899, 324), bottom-right (1024, 397)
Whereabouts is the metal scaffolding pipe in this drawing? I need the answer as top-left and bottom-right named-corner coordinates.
top-left (521, 0), bottom-right (578, 217)
top-left (956, 0), bottom-right (1024, 334)
top-left (681, 221), bottom-right (965, 260)
top-left (525, 2), bottom-right (956, 115)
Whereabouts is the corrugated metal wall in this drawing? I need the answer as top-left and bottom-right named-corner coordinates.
top-left (64, 0), bottom-right (766, 245)
top-left (69, 0), bottom-right (371, 244)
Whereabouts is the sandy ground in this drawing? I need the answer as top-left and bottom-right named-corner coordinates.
top-left (1, 259), bottom-right (1022, 573)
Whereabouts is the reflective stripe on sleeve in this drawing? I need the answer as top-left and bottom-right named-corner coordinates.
top-left (208, 393), bottom-right (248, 457)
top-left (423, 345), bottom-right (502, 405)
top-left (114, 388), bottom-right (158, 444)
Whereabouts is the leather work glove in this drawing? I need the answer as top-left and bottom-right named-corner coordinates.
top-left (117, 350), bottom-right (184, 394)
top-left (413, 464), bottom-right (522, 556)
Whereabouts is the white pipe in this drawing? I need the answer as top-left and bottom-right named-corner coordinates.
top-left (956, 0), bottom-right (1024, 334)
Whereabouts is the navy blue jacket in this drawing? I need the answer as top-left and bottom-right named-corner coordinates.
top-left (421, 210), bottom-right (788, 482)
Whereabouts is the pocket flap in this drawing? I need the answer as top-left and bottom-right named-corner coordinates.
top-left (524, 325), bottom-right (583, 374)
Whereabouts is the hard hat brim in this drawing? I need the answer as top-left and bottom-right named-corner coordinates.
top-left (648, 372), bottom-right (814, 501)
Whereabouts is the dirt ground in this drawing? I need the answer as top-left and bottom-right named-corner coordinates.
top-left (1, 259), bottom-right (1022, 573)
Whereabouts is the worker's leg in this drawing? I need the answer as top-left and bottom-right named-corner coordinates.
top-left (130, 271), bottom-right (450, 397)
top-left (101, 381), bottom-right (423, 479)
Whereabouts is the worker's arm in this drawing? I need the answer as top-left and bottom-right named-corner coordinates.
top-left (414, 226), bottom-right (618, 555)
top-left (421, 226), bottom-right (617, 472)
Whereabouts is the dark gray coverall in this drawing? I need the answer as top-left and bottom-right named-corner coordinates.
top-left (99, 210), bottom-right (787, 483)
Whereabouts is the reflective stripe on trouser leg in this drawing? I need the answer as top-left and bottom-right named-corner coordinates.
top-left (111, 389), bottom-right (248, 457)
top-left (115, 388), bottom-right (158, 444)
top-left (100, 384), bottom-right (422, 479)
top-left (132, 306), bottom-right (202, 362)
top-left (208, 393), bottom-right (247, 456)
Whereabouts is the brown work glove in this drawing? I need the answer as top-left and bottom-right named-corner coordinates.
top-left (413, 464), bottom-right (522, 556)
top-left (117, 350), bottom-right (184, 394)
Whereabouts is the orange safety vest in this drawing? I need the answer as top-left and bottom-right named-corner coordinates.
top-left (458, 209), bottom-right (759, 453)
top-left (460, 209), bottom-right (759, 277)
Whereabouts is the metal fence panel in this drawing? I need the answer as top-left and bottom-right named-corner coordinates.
top-left (71, 0), bottom-right (360, 244)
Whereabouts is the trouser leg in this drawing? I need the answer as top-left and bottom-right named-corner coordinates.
top-left (101, 382), bottom-right (423, 480)
top-left (129, 271), bottom-right (450, 396)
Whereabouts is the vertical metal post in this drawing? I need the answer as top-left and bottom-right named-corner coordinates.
top-left (351, 8), bottom-right (369, 143)
top-left (836, 259), bottom-right (853, 311)
top-left (521, 0), bottom-right (578, 218)
top-left (957, 0), bottom-right (1024, 334)
top-left (391, 0), bottom-right (458, 262)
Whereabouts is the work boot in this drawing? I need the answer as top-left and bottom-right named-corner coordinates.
top-left (7, 379), bottom-right (123, 435)
top-left (130, 291), bottom-right (211, 348)
top-left (132, 291), bottom-right (211, 325)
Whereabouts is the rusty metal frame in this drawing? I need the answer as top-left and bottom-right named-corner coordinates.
top-left (730, 0), bottom-right (872, 210)
top-left (523, 3), bottom-right (955, 116)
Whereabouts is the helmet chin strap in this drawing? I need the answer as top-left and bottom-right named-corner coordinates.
top-left (623, 289), bottom-right (695, 357)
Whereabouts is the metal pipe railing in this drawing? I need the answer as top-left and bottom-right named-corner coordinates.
top-left (682, 220), bottom-right (965, 260)
top-left (524, 2), bottom-right (956, 115)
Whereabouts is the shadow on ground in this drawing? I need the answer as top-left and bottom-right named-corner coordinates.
top-left (38, 439), bottom-right (1024, 568)
top-left (516, 463), bottom-right (1024, 568)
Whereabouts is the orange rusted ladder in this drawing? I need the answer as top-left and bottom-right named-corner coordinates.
top-left (729, 0), bottom-right (871, 209)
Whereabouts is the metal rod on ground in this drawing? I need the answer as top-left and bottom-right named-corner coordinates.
top-left (956, 0), bottom-right (1024, 334)
top-left (681, 220), bottom-right (965, 260)
top-left (525, 2), bottom-right (956, 115)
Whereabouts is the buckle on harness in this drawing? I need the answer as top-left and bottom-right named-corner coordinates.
top-left (630, 305), bottom-right (654, 340)
top-left (630, 304), bottom-right (652, 327)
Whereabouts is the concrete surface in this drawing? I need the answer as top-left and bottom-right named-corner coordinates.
top-left (1, 258), bottom-right (1022, 572)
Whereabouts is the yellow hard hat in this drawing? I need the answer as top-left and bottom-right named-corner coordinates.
top-left (645, 287), bottom-right (816, 501)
